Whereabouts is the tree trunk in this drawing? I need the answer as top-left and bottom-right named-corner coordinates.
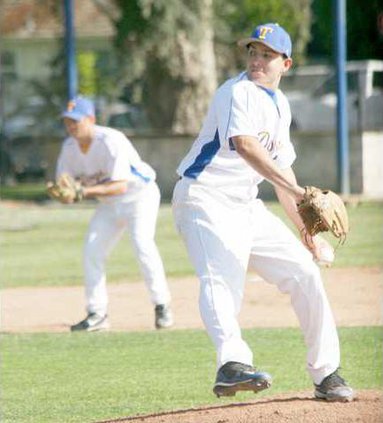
top-left (144, 0), bottom-right (217, 134)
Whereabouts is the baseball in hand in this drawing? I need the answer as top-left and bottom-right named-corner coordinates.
top-left (316, 237), bottom-right (335, 267)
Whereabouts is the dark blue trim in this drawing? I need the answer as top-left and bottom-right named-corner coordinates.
top-left (229, 138), bottom-right (236, 150)
top-left (184, 130), bottom-right (220, 179)
top-left (130, 166), bottom-right (151, 183)
top-left (99, 177), bottom-right (111, 183)
top-left (258, 85), bottom-right (276, 100)
top-left (258, 85), bottom-right (280, 116)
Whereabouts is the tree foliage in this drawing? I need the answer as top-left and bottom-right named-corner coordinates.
top-left (111, 0), bottom-right (313, 133)
top-left (216, 0), bottom-right (311, 60)
top-left (308, 0), bottom-right (383, 60)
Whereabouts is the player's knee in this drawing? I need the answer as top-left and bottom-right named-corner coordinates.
top-left (83, 243), bottom-right (107, 263)
top-left (278, 262), bottom-right (323, 294)
top-left (132, 235), bottom-right (156, 252)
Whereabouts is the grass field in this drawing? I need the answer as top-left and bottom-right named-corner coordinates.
top-left (0, 194), bottom-right (382, 422)
top-left (0, 200), bottom-right (382, 288)
top-left (1, 327), bottom-right (382, 423)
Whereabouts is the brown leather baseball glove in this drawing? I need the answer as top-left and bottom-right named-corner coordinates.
top-left (46, 173), bottom-right (84, 204)
top-left (297, 186), bottom-right (349, 243)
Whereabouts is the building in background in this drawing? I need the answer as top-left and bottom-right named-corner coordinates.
top-left (0, 1), bottom-right (382, 199)
top-left (0, 0), bottom-right (118, 182)
top-left (0, 0), bottom-right (116, 122)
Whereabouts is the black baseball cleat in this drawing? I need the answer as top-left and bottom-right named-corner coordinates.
top-left (154, 304), bottom-right (174, 329)
top-left (70, 313), bottom-right (109, 332)
top-left (314, 369), bottom-right (354, 402)
top-left (213, 361), bottom-right (272, 398)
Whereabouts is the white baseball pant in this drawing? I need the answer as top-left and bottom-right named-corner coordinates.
top-left (84, 181), bottom-right (170, 316)
top-left (172, 178), bottom-right (340, 385)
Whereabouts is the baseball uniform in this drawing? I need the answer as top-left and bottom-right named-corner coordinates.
top-left (172, 70), bottom-right (340, 385)
top-left (57, 125), bottom-right (171, 318)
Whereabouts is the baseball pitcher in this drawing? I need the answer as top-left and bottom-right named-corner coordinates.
top-left (172, 23), bottom-right (352, 401)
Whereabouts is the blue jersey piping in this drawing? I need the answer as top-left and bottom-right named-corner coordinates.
top-left (130, 165), bottom-right (151, 183)
top-left (258, 85), bottom-right (280, 116)
top-left (183, 129), bottom-right (220, 179)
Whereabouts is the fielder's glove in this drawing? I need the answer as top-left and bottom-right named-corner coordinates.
top-left (46, 173), bottom-right (84, 204)
top-left (297, 186), bottom-right (349, 243)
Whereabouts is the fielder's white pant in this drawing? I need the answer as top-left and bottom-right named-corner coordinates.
top-left (84, 182), bottom-right (171, 317)
top-left (172, 179), bottom-right (340, 385)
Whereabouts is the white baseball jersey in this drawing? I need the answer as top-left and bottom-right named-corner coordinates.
top-left (56, 125), bottom-right (156, 203)
top-left (56, 125), bottom-right (171, 315)
top-left (177, 71), bottom-right (296, 200)
top-left (173, 71), bottom-right (341, 383)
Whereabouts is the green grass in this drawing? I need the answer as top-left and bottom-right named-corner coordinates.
top-left (0, 191), bottom-right (382, 422)
top-left (0, 204), bottom-right (193, 288)
top-left (1, 201), bottom-right (382, 288)
top-left (1, 327), bottom-right (381, 423)
top-left (0, 183), bottom-right (47, 202)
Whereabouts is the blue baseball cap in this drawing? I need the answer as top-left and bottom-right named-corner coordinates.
top-left (238, 23), bottom-right (292, 58)
top-left (61, 96), bottom-right (95, 121)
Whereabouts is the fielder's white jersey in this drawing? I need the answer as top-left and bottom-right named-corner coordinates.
top-left (177, 71), bottom-right (296, 201)
top-left (56, 125), bottom-right (156, 203)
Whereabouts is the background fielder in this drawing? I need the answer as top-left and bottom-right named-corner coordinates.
top-left (53, 95), bottom-right (173, 331)
top-left (172, 23), bottom-right (353, 401)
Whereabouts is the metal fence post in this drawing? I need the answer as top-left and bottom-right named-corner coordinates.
top-left (334, 0), bottom-right (350, 195)
top-left (63, 0), bottom-right (78, 100)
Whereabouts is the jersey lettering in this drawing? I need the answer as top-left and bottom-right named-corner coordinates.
top-left (229, 132), bottom-right (280, 159)
top-left (78, 171), bottom-right (109, 186)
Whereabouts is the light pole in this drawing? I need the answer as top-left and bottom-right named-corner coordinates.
top-left (334, 0), bottom-right (350, 195)
top-left (63, 0), bottom-right (78, 100)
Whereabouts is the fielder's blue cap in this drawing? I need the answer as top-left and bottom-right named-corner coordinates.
top-left (61, 95), bottom-right (95, 121)
top-left (238, 23), bottom-right (292, 58)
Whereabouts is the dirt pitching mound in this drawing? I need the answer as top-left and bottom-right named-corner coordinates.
top-left (98, 390), bottom-right (382, 423)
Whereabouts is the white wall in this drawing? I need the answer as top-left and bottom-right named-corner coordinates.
top-left (39, 130), bottom-right (381, 201)
top-left (362, 132), bottom-right (383, 199)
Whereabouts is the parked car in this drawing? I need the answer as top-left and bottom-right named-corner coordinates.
top-left (281, 60), bottom-right (383, 132)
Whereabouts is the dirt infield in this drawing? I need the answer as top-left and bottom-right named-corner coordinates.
top-left (2, 267), bottom-right (382, 422)
top-left (1, 267), bottom-right (382, 332)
